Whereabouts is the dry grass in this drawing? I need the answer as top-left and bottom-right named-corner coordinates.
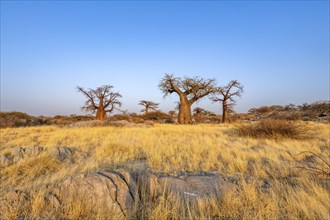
top-left (0, 122), bottom-right (329, 219)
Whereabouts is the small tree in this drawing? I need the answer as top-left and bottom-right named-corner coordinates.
top-left (159, 74), bottom-right (216, 124)
top-left (77, 85), bottom-right (122, 120)
top-left (212, 80), bottom-right (243, 123)
top-left (139, 100), bottom-right (159, 114)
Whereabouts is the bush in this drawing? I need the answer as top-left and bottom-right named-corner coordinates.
top-left (0, 112), bottom-right (36, 128)
top-left (248, 106), bottom-right (272, 114)
top-left (269, 111), bottom-right (302, 121)
top-left (109, 114), bottom-right (132, 122)
top-left (236, 120), bottom-right (309, 139)
top-left (132, 117), bottom-right (145, 124)
top-left (141, 111), bottom-right (171, 121)
top-left (226, 113), bottom-right (243, 123)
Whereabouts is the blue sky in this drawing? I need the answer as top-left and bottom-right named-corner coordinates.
top-left (1, 1), bottom-right (329, 116)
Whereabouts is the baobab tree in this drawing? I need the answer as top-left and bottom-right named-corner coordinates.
top-left (76, 85), bottom-right (122, 120)
top-left (159, 74), bottom-right (216, 124)
top-left (212, 80), bottom-right (243, 123)
top-left (139, 100), bottom-right (159, 114)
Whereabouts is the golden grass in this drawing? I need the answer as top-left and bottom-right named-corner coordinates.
top-left (0, 122), bottom-right (329, 219)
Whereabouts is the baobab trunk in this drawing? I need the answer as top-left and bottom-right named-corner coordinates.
top-left (145, 107), bottom-right (149, 114)
top-left (96, 109), bottom-right (106, 120)
top-left (96, 99), bottom-right (106, 120)
top-left (222, 101), bottom-right (227, 123)
top-left (178, 96), bottom-right (192, 124)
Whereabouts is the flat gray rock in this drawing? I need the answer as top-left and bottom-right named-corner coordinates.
top-left (55, 170), bottom-right (136, 218)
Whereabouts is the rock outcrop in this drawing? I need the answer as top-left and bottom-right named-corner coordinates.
top-left (54, 169), bottom-right (137, 218)
top-left (50, 169), bottom-right (237, 217)
top-left (133, 171), bottom-right (235, 199)
top-left (0, 168), bottom-right (266, 219)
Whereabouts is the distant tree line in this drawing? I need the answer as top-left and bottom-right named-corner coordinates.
top-left (77, 73), bottom-right (244, 124)
top-left (1, 101), bottom-right (329, 128)
top-left (246, 101), bottom-right (330, 122)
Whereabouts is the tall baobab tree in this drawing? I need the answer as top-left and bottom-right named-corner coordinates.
top-left (212, 80), bottom-right (243, 123)
top-left (159, 74), bottom-right (216, 124)
top-left (139, 100), bottom-right (159, 114)
top-left (76, 85), bottom-right (122, 120)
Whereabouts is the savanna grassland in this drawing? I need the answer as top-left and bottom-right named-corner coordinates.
top-left (0, 122), bottom-right (329, 219)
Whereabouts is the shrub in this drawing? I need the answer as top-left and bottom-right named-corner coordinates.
top-left (248, 106), bottom-right (272, 114)
top-left (227, 113), bottom-right (243, 123)
top-left (132, 117), bottom-right (145, 124)
top-left (141, 111), bottom-right (171, 121)
top-left (269, 111), bottom-right (302, 121)
top-left (109, 114), bottom-right (132, 122)
top-left (236, 120), bottom-right (309, 139)
top-left (0, 112), bottom-right (36, 128)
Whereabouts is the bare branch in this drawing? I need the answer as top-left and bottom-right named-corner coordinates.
top-left (211, 80), bottom-right (243, 104)
top-left (76, 85), bottom-right (122, 119)
top-left (76, 86), bottom-right (98, 110)
top-left (159, 73), bottom-right (183, 96)
top-left (159, 74), bottom-right (216, 103)
top-left (159, 73), bottom-right (217, 124)
top-left (139, 100), bottom-right (159, 113)
top-left (296, 151), bottom-right (330, 169)
top-left (211, 80), bottom-right (244, 123)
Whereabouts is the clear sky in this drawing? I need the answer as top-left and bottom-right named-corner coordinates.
top-left (1, 1), bottom-right (329, 116)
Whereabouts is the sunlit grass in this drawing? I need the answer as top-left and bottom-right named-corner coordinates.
top-left (0, 122), bottom-right (329, 219)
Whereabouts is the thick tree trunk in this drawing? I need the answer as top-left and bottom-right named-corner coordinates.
top-left (222, 101), bottom-right (227, 123)
top-left (96, 109), bottom-right (106, 120)
top-left (145, 107), bottom-right (149, 114)
top-left (96, 99), bottom-right (107, 120)
top-left (178, 96), bottom-right (192, 124)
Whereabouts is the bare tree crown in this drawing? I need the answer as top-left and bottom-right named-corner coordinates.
top-left (211, 80), bottom-right (243, 123)
top-left (139, 100), bottom-right (159, 113)
top-left (159, 74), bottom-right (216, 104)
top-left (159, 73), bottom-right (217, 124)
top-left (76, 85), bottom-right (122, 114)
top-left (212, 80), bottom-right (244, 104)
